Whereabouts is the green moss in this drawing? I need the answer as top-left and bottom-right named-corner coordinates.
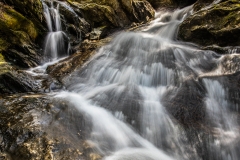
top-left (12, 31), bottom-right (31, 45)
top-left (179, 0), bottom-right (240, 46)
top-left (0, 54), bottom-right (5, 62)
top-left (210, 0), bottom-right (240, 28)
top-left (0, 38), bottom-right (10, 52)
top-left (0, 6), bottom-right (37, 47)
top-left (221, 12), bottom-right (240, 27)
top-left (0, 56), bottom-right (11, 74)
top-left (77, 2), bottom-right (119, 26)
top-left (7, 0), bottom-right (43, 21)
top-left (0, 5), bottom-right (40, 67)
top-left (2, 7), bottom-right (38, 40)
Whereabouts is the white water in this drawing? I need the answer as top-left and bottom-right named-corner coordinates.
top-left (27, 57), bottom-right (65, 76)
top-left (57, 92), bottom-right (174, 160)
top-left (204, 79), bottom-right (235, 130)
top-left (26, 0), bottom-right (73, 75)
top-left (50, 3), bottom-right (240, 160)
top-left (203, 79), bottom-right (239, 159)
top-left (43, 1), bottom-right (69, 61)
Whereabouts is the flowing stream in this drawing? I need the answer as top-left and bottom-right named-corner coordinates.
top-left (38, 1), bottom-right (240, 160)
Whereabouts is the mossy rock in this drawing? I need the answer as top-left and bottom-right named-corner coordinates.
top-left (178, 0), bottom-right (240, 47)
top-left (75, 3), bottom-right (124, 27)
top-left (0, 53), bottom-right (5, 63)
top-left (5, 0), bottom-right (43, 23)
top-left (0, 4), bottom-right (41, 68)
top-left (67, 0), bottom-right (154, 28)
top-left (3, 0), bottom-right (46, 38)
top-left (120, 0), bottom-right (155, 23)
top-left (1, 6), bottom-right (38, 40)
top-left (193, 0), bottom-right (215, 11)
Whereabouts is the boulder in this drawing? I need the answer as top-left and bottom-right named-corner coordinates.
top-left (178, 0), bottom-right (240, 47)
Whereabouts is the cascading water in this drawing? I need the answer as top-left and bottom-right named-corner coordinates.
top-left (42, 0), bottom-right (69, 61)
top-left (203, 79), bottom-right (239, 159)
top-left (50, 2), bottom-right (240, 160)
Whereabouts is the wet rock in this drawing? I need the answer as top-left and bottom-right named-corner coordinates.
top-left (0, 62), bottom-right (61, 95)
top-left (0, 94), bottom-right (90, 160)
top-left (0, 94), bottom-right (52, 160)
top-left (163, 79), bottom-right (206, 126)
top-left (193, 0), bottom-right (216, 11)
top-left (47, 37), bottom-right (111, 81)
top-left (220, 54), bottom-right (240, 75)
top-left (0, 72), bottom-right (32, 94)
top-left (178, 0), bottom-right (240, 47)
top-left (0, 68), bottom-right (41, 95)
top-left (57, 1), bottom-right (91, 43)
top-left (67, 0), bottom-right (154, 29)
top-left (119, 0), bottom-right (155, 23)
top-left (202, 45), bottom-right (240, 54)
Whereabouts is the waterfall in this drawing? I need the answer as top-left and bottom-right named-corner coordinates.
top-left (203, 79), bottom-right (239, 159)
top-left (49, 3), bottom-right (240, 160)
top-left (57, 92), bottom-right (174, 160)
top-left (42, 1), bottom-right (69, 61)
